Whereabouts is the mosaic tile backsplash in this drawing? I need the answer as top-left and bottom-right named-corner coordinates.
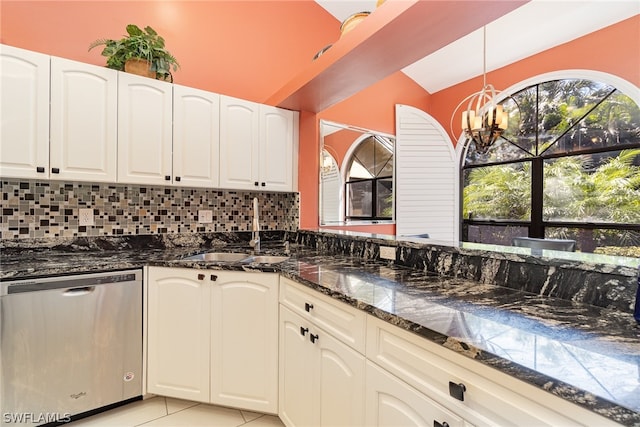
top-left (0, 179), bottom-right (299, 239)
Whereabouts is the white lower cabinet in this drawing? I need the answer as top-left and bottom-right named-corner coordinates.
top-left (366, 316), bottom-right (619, 427)
top-left (279, 305), bottom-right (365, 427)
top-left (146, 271), bottom-right (621, 427)
top-left (147, 267), bottom-right (278, 413)
top-left (366, 361), bottom-right (467, 427)
top-left (210, 271), bottom-right (279, 413)
top-left (147, 267), bottom-right (211, 402)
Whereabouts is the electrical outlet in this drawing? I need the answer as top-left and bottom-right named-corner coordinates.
top-left (198, 210), bottom-right (213, 224)
top-left (79, 208), bottom-right (94, 226)
top-left (379, 246), bottom-right (396, 261)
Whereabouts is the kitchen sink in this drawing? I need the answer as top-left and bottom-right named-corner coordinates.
top-left (183, 252), bottom-right (250, 262)
top-left (242, 255), bottom-right (290, 264)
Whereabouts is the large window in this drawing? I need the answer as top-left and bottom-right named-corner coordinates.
top-left (345, 135), bottom-right (394, 221)
top-left (462, 78), bottom-right (640, 255)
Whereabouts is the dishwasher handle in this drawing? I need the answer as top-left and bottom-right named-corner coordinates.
top-left (63, 286), bottom-right (95, 296)
top-left (4, 272), bottom-right (139, 295)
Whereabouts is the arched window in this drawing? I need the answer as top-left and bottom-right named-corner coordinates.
top-left (461, 76), bottom-right (640, 254)
top-left (344, 134), bottom-right (394, 220)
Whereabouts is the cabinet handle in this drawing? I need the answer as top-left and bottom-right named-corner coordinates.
top-left (197, 274), bottom-right (205, 281)
top-left (176, 176), bottom-right (181, 182)
top-left (165, 175), bottom-right (171, 181)
top-left (310, 333), bottom-right (319, 344)
top-left (36, 167), bottom-right (45, 173)
top-left (300, 327), bottom-right (309, 336)
top-left (304, 302), bottom-right (314, 312)
top-left (433, 422), bottom-right (449, 427)
top-left (261, 182), bottom-right (266, 187)
top-left (51, 167), bottom-right (60, 174)
top-left (448, 381), bottom-right (466, 401)
top-left (254, 181), bottom-right (259, 186)
top-left (210, 274), bottom-right (217, 281)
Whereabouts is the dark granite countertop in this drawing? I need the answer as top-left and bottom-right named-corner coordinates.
top-left (1, 239), bottom-right (638, 425)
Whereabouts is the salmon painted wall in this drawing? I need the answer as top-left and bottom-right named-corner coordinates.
top-left (0, 0), bottom-right (340, 103)
top-left (430, 15), bottom-right (640, 146)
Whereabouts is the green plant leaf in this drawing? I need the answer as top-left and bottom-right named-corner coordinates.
top-left (126, 24), bottom-right (143, 37)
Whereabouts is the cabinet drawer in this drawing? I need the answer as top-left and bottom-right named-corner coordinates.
top-left (366, 316), bottom-right (601, 427)
top-left (366, 361), bottom-right (467, 427)
top-left (280, 277), bottom-right (366, 353)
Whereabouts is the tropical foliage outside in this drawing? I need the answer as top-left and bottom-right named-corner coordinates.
top-left (462, 78), bottom-right (640, 256)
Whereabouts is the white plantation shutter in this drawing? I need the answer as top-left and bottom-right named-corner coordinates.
top-left (395, 104), bottom-right (459, 242)
top-left (321, 152), bottom-right (342, 223)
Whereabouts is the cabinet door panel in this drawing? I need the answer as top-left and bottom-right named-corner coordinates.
top-left (366, 362), bottom-right (465, 427)
top-left (259, 105), bottom-right (293, 191)
top-left (0, 45), bottom-right (50, 179)
top-left (50, 57), bottom-right (117, 182)
top-left (118, 73), bottom-right (172, 185)
top-left (318, 332), bottom-right (365, 427)
top-left (219, 96), bottom-right (259, 190)
top-left (173, 85), bottom-right (220, 187)
top-left (147, 267), bottom-right (210, 402)
top-left (211, 272), bottom-right (278, 413)
top-left (279, 306), bottom-right (317, 427)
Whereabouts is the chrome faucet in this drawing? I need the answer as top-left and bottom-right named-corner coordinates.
top-left (250, 197), bottom-right (260, 253)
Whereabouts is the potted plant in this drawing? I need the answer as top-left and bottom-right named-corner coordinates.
top-left (89, 24), bottom-right (180, 81)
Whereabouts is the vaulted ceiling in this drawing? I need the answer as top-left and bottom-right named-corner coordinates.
top-left (315, 0), bottom-right (639, 94)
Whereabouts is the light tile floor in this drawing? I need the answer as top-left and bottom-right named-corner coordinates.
top-left (70, 396), bottom-right (285, 427)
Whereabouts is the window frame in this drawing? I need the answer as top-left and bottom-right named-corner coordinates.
top-left (343, 134), bottom-right (394, 222)
top-left (460, 71), bottom-right (640, 249)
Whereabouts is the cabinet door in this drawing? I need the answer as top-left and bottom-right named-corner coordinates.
top-left (173, 85), bottom-right (220, 187)
top-left (219, 95), bottom-right (259, 190)
top-left (279, 306), bottom-right (318, 427)
top-left (50, 57), bottom-right (117, 182)
top-left (366, 362), bottom-right (467, 427)
top-left (259, 105), bottom-right (293, 192)
top-left (317, 325), bottom-right (366, 427)
top-left (210, 272), bottom-right (279, 413)
top-left (118, 72), bottom-right (173, 185)
top-left (147, 267), bottom-right (211, 402)
top-left (0, 44), bottom-right (50, 179)
top-left (279, 305), bottom-right (365, 427)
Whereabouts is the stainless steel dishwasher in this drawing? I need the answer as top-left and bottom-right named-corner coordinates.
top-left (0, 269), bottom-right (143, 426)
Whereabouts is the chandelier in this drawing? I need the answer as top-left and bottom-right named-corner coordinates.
top-left (460, 26), bottom-right (508, 153)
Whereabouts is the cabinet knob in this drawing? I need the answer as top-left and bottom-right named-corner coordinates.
top-left (51, 167), bottom-right (60, 174)
top-left (310, 333), bottom-right (319, 344)
top-left (176, 176), bottom-right (181, 182)
top-left (254, 181), bottom-right (259, 186)
top-left (36, 167), bottom-right (45, 173)
top-left (261, 182), bottom-right (266, 187)
top-left (433, 422), bottom-right (449, 427)
top-left (197, 274), bottom-right (205, 281)
top-left (165, 175), bottom-right (171, 181)
top-left (448, 382), bottom-right (466, 401)
top-left (304, 302), bottom-right (314, 312)
top-left (210, 274), bottom-right (217, 281)
top-left (300, 327), bottom-right (309, 336)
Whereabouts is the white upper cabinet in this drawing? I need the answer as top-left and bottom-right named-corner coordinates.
top-left (219, 95), bottom-right (260, 190)
top-left (50, 57), bottom-right (118, 182)
top-left (220, 95), bottom-right (297, 192)
top-left (0, 44), bottom-right (50, 179)
top-left (260, 105), bottom-right (294, 192)
top-left (173, 85), bottom-right (220, 188)
top-left (118, 72), bottom-right (173, 185)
